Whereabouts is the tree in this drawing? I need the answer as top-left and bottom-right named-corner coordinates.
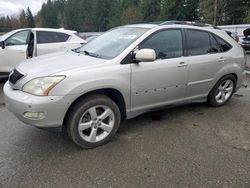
top-left (244, 9), bottom-right (250, 23)
top-left (200, 0), bottom-right (250, 25)
top-left (0, 17), bottom-right (7, 32)
top-left (121, 6), bottom-right (143, 25)
top-left (33, 0), bottom-right (250, 32)
top-left (95, 0), bottom-right (114, 31)
top-left (141, 0), bottom-right (161, 21)
top-left (223, 0), bottom-right (250, 24)
top-left (160, 0), bottom-right (199, 21)
top-left (26, 7), bottom-right (35, 27)
top-left (19, 9), bottom-right (27, 27)
top-left (39, 0), bottom-right (59, 28)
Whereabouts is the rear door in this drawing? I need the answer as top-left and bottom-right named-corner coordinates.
top-left (184, 29), bottom-right (232, 98)
top-left (36, 31), bottom-right (70, 56)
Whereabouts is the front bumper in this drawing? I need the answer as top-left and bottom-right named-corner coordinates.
top-left (4, 82), bottom-right (74, 128)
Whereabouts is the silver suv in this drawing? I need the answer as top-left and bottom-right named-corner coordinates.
top-left (4, 21), bottom-right (246, 148)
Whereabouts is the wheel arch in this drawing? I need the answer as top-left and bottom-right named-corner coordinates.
top-left (63, 88), bottom-right (127, 129)
top-left (209, 73), bottom-right (238, 97)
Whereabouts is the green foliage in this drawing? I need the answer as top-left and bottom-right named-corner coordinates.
top-left (244, 9), bottom-right (250, 23)
top-left (159, 0), bottom-right (200, 21)
top-left (200, 0), bottom-right (250, 25)
top-left (0, 0), bottom-right (250, 32)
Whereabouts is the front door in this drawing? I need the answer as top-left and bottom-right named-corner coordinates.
top-left (0, 30), bottom-right (30, 72)
top-left (131, 29), bottom-right (188, 112)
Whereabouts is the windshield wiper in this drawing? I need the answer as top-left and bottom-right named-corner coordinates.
top-left (83, 50), bottom-right (90, 55)
top-left (72, 48), bottom-right (80, 53)
top-left (83, 50), bottom-right (101, 58)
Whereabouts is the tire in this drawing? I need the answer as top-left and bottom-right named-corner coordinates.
top-left (66, 94), bottom-right (121, 149)
top-left (208, 75), bottom-right (236, 107)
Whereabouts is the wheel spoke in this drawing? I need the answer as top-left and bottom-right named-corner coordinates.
top-left (100, 122), bottom-right (112, 133)
top-left (219, 85), bottom-right (224, 91)
top-left (225, 87), bottom-right (233, 93)
top-left (224, 80), bottom-right (231, 89)
top-left (88, 107), bottom-right (97, 120)
top-left (88, 128), bottom-right (97, 142)
top-left (216, 91), bottom-right (222, 100)
top-left (99, 108), bottom-right (112, 120)
top-left (79, 122), bottom-right (92, 131)
top-left (221, 92), bottom-right (226, 102)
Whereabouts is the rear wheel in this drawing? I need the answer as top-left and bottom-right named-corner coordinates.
top-left (208, 75), bottom-right (236, 107)
top-left (66, 94), bottom-right (121, 149)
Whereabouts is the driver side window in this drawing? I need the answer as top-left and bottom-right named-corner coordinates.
top-left (140, 29), bottom-right (183, 59)
top-left (5, 30), bottom-right (29, 46)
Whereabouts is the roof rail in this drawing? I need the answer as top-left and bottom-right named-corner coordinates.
top-left (128, 21), bottom-right (163, 25)
top-left (128, 20), bottom-right (220, 29)
top-left (159, 20), bottom-right (219, 29)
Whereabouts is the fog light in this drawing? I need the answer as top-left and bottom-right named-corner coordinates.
top-left (23, 112), bottom-right (45, 120)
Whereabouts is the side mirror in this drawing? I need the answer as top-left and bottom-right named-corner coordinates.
top-left (135, 49), bottom-right (156, 62)
top-left (0, 41), bottom-right (5, 49)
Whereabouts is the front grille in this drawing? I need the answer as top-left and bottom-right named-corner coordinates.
top-left (9, 69), bottom-right (24, 84)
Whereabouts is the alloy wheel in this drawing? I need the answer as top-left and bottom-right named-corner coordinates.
top-left (78, 105), bottom-right (115, 143)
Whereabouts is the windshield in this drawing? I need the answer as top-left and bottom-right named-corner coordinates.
top-left (77, 27), bottom-right (148, 59)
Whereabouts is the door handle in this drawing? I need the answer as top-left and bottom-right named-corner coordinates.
top-left (178, 62), bottom-right (188, 68)
top-left (59, 46), bottom-right (67, 49)
top-left (218, 57), bottom-right (226, 62)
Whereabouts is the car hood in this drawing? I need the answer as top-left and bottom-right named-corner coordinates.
top-left (16, 51), bottom-right (107, 76)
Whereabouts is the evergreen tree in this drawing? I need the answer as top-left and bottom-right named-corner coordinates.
top-left (26, 7), bottom-right (35, 28)
top-left (19, 9), bottom-right (28, 27)
top-left (244, 9), bottom-right (250, 23)
top-left (141, 0), bottom-right (161, 21)
top-left (2, 0), bottom-right (249, 33)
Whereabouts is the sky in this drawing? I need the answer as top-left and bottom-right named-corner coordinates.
top-left (0, 0), bottom-right (48, 16)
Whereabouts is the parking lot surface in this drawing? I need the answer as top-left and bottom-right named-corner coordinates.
top-left (0, 57), bottom-right (250, 188)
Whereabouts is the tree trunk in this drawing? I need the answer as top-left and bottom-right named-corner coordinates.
top-left (213, 0), bottom-right (218, 25)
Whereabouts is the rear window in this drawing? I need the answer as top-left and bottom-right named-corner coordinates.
top-left (37, 31), bottom-right (70, 44)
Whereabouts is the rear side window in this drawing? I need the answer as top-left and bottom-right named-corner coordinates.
top-left (187, 29), bottom-right (231, 55)
top-left (187, 30), bottom-right (211, 56)
top-left (213, 35), bottom-right (232, 52)
top-left (209, 34), bottom-right (221, 53)
top-left (37, 31), bottom-right (70, 44)
top-left (140, 29), bottom-right (183, 59)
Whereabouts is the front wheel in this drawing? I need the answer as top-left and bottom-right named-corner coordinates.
top-left (208, 75), bottom-right (236, 107)
top-left (66, 94), bottom-right (121, 149)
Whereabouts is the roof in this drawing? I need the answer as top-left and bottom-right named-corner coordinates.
top-left (11, 28), bottom-right (76, 34)
top-left (124, 24), bottom-right (157, 29)
top-left (218, 24), bottom-right (250, 29)
top-left (32, 28), bottom-right (76, 33)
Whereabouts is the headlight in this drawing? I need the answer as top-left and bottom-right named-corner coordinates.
top-left (22, 76), bottom-right (65, 96)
